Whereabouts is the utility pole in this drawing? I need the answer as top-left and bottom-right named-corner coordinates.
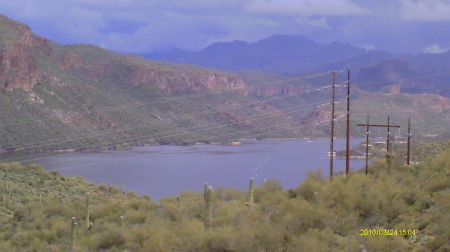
top-left (345, 68), bottom-right (351, 175)
top-left (407, 117), bottom-right (411, 165)
top-left (329, 71), bottom-right (336, 180)
top-left (387, 137), bottom-right (393, 174)
top-left (357, 116), bottom-right (400, 174)
top-left (386, 116), bottom-right (393, 174)
top-left (387, 116), bottom-right (391, 153)
top-left (364, 115), bottom-right (370, 175)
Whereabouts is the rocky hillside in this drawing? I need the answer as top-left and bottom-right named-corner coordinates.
top-left (356, 54), bottom-right (450, 98)
top-left (0, 15), bottom-right (449, 153)
top-left (53, 46), bottom-right (248, 95)
top-left (0, 15), bottom-right (308, 152)
top-left (301, 92), bottom-right (450, 139)
top-left (0, 15), bottom-right (247, 95)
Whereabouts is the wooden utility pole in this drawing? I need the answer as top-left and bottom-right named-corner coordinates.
top-left (329, 71), bottom-right (336, 180)
top-left (357, 116), bottom-right (400, 174)
top-left (387, 116), bottom-right (391, 153)
top-left (345, 68), bottom-right (351, 175)
top-left (387, 139), bottom-right (393, 174)
top-left (364, 115), bottom-right (370, 175)
top-left (407, 117), bottom-right (411, 165)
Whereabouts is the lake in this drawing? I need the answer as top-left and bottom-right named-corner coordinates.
top-left (1, 139), bottom-right (366, 200)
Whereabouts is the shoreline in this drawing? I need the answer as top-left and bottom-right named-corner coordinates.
top-left (0, 137), bottom-right (363, 155)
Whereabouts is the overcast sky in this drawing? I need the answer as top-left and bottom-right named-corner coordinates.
top-left (1, 0), bottom-right (450, 54)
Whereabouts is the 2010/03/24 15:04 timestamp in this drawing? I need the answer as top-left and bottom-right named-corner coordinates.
top-left (360, 229), bottom-right (416, 236)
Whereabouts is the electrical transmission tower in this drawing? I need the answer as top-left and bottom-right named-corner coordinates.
top-left (357, 116), bottom-right (400, 174)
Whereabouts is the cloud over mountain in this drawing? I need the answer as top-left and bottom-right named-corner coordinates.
top-left (0, 0), bottom-right (449, 54)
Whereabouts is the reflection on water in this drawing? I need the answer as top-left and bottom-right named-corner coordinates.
top-left (0, 139), bottom-right (366, 200)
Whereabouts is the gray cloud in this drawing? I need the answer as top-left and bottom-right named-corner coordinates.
top-left (0, 0), bottom-right (449, 55)
top-left (245, 0), bottom-right (371, 16)
top-left (400, 0), bottom-right (450, 22)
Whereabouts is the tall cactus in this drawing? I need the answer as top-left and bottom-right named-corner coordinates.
top-left (247, 178), bottom-right (254, 205)
top-left (203, 186), bottom-right (213, 230)
top-left (85, 192), bottom-right (90, 230)
top-left (3, 180), bottom-right (7, 203)
top-left (313, 192), bottom-right (318, 205)
top-left (4, 181), bottom-right (10, 208)
top-left (120, 215), bottom-right (124, 231)
top-left (71, 217), bottom-right (77, 248)
top-left (7, 189), bottom-right (10, 208)
top-left (203, 182), bottom-right (208, 200)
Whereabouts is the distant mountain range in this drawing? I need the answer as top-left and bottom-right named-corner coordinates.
top-left (144, 34), bottom-right (450, 98)
top-left (143, 35), bottom-right (375, 75)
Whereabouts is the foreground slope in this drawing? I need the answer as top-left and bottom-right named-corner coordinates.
top-left (0, 146), bottom-right (448, 251)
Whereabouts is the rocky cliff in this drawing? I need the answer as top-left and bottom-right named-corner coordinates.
top-left (0, 15), bottom-right (52, 91)
top-left (0, 15), bottom-right (248, 95)
top-left (55, 50), bottom-right (249, 94)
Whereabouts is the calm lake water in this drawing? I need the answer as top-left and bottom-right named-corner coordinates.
top-left (2, 139), bottom-right (366, 200)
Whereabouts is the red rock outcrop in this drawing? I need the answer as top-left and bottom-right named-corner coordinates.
top-left (0, 15), bottom-right (51, 91)
top-left (59, 53), bottom-right (249, 95)
top-left (126, 65), bottom-right (248, 94)
top-left (0, 15), bottom-right (247, 95)
top-left (0, 42), bottom-right (39, 91)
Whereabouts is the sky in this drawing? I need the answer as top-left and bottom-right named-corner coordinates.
top-left (1, 0), bottom-right (450, 55)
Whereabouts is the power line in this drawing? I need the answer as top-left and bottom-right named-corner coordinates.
top-left (0, 70), bottom-right (334, 152)
top-left (1, 97), bottom-right (335, 164)
top-left (2, 68), bottom-right (447, 154)
top-left (4, 105), bottom-right (325, 167)
top-left (0, 83), bottom-right (333, 153)
top-left (0, 70), bottom-right (332, 128)
top-left (43, 106), bottom-right (339, 173)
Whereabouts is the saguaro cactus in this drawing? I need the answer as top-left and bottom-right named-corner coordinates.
top-left (3, 180), bottom-right (8, 203)
top-left (204, 186), bottom-right (213, 230)
top-left (120, 215), bottom-right (124, 231)
top-left (203, 182), bottom-right (208, 200)
top-left (313, 192), bottom-right (318, 204)
top-left (4, 181), bottom-right (10, 208)
top-left (247, 178), bottom-right (254, 205)
top-left (71, 217), bottom-right (77, 248)
top-left (85, 192), bottom-right (90, 230)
